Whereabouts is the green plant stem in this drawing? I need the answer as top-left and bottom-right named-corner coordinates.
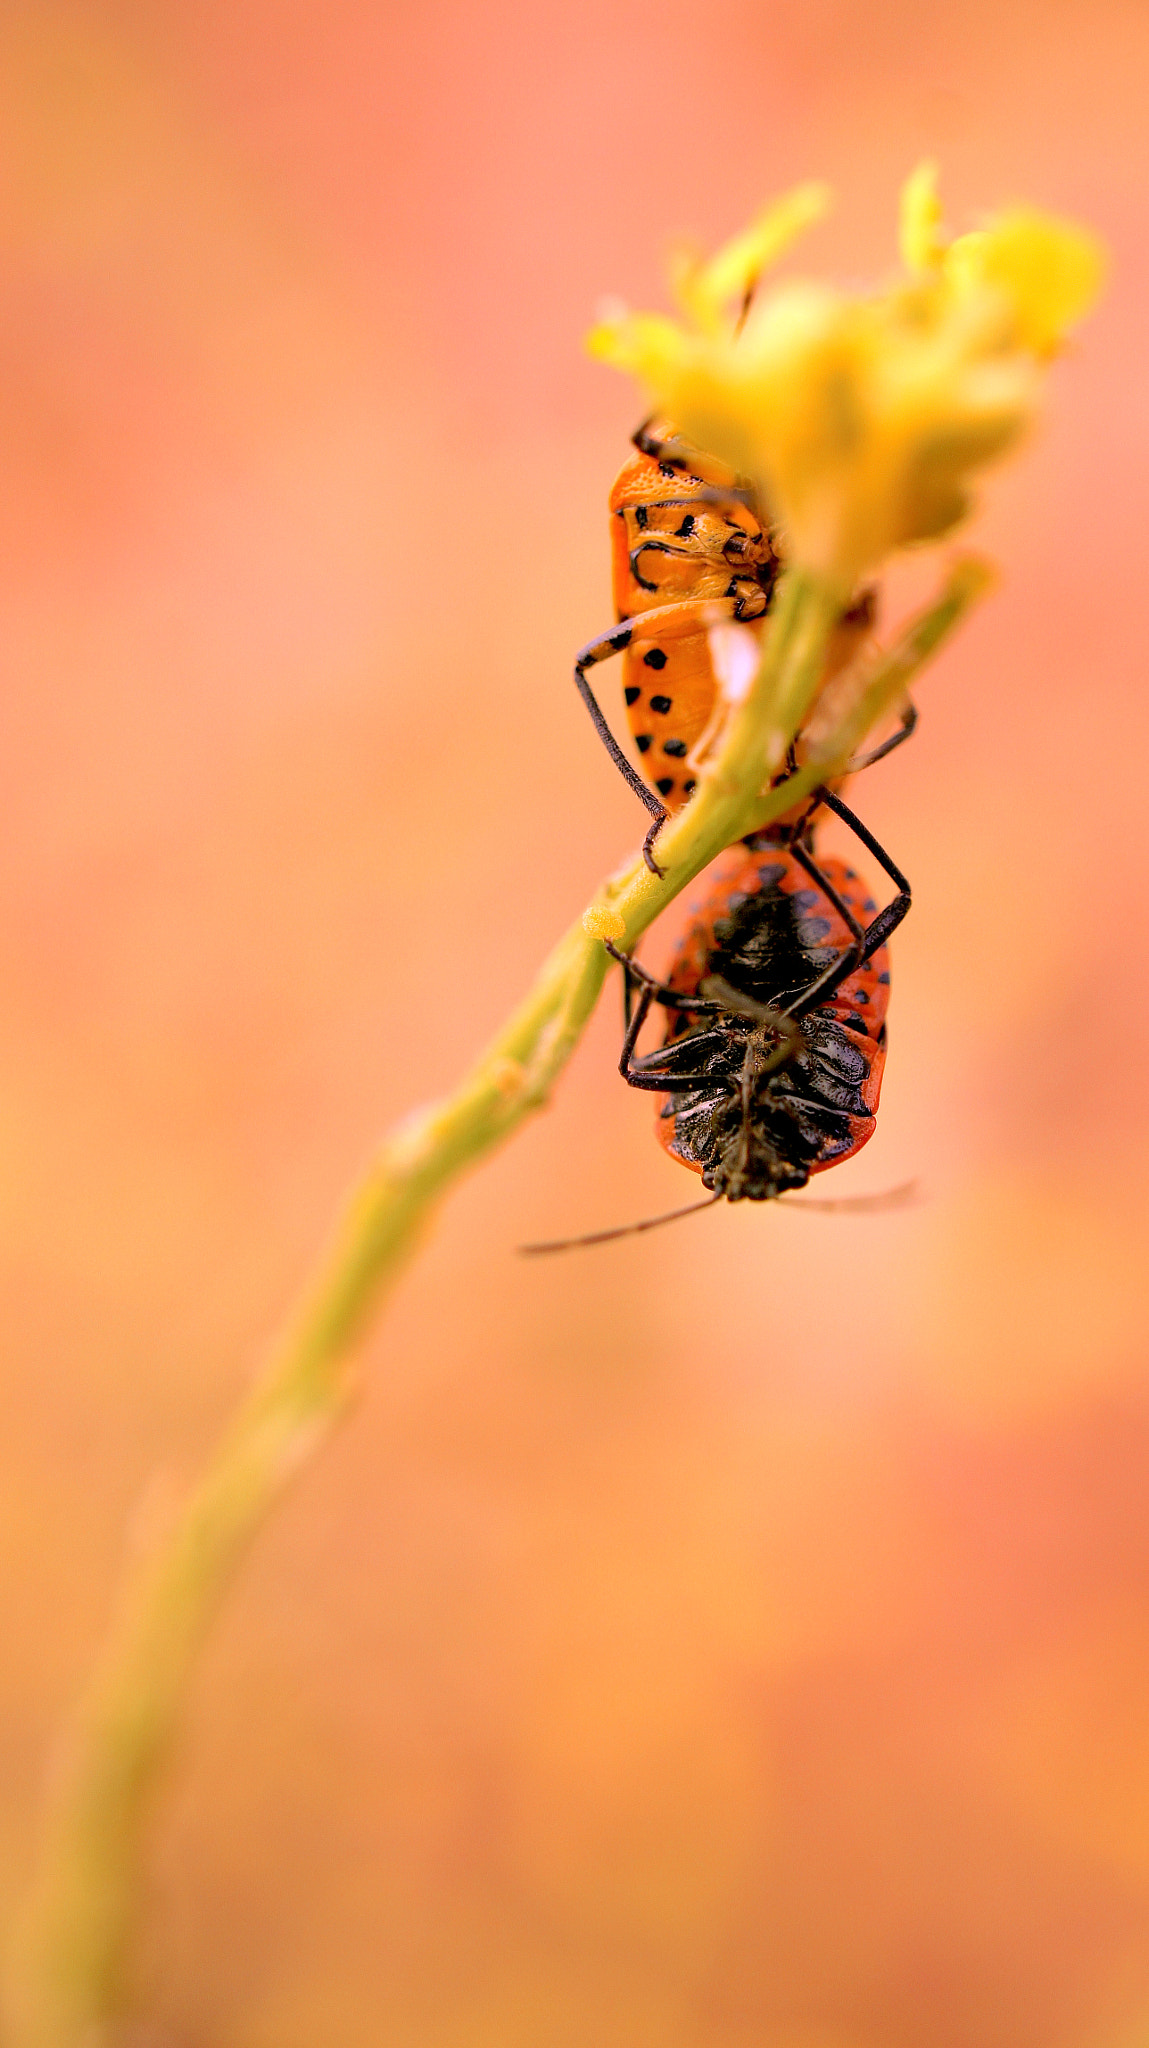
top-left (2, 560), bottom-right (986, 2048)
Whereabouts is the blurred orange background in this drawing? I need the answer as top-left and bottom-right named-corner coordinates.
top-left (2, 2), bottom-right (1149, 2043)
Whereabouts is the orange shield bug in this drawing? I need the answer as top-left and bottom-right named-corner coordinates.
top-left (574, 420), bottom-right (913, 873)
top-left (522, 790), bottom-right (910, 1251)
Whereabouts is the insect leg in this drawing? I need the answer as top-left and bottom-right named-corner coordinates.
top-left (622, 1041), bottom-right (734, 1092)
top-left (844, 699), bottom-right (919, 774)
top-left (631, 418), bottom-right (758, 505)
top-left (574, 598), bottom-right (735, 876)
top-left (629, 536), bottom-right (709, 592)
top-left (604, 944), bottom-right (732, 1091)
top-left (786, 840), bottom-right (868, 1015)
top-left (617, 977), bottom-right (655, 1077)
top-left (618, 993), bottom-right (730, 1093)
top-left (627, 1031), bottom-right (731, 1070)
top-left (817, 788), bottom-right (911, 958)
top-left (743, 699), bottom-right (917, 847)
top-left (622, 1070), bottom-right (730, 1093)
top-left (604, 938), bottom-right (724, 1016)
top-left (574, 623), bottom-right (668, 871)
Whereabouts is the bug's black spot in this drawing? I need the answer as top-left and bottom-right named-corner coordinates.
top-left (798, 916), bottom-right (831, 942)
top-left (756, 862), bottom-right (786, 889)
top-left (852, 988), bottom-right (869, 1004)
top-left (877, 970), bottom-right (890, 985)
top-left (624, 685), bottom-right (641, 706)
top-left (611, 626), bottom-right (632, 651)
top-left (676, 514), bottom-right (696, 537)
top-left (793, 889), bottom-right (821, 911)
top-left (844, 868), bottom-right (857, 882)
top-left (649, 695), bottom-right (672, 715)
top-left (684, 779), bottom-right (697, 795)
top-left (655, 776), bottom-right (675, 796)
top-left (643, 647), bottom-right (668, 670)
top-left (841, 1015), bottom-right (869, 1033)
top-left (635, 734), bottom-right (652, 754)
top-left (635, 504), bottom-right (649, 529)
top-left (663, 738), bottom-right (688, 758)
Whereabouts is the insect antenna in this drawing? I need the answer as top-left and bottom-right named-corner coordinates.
top-left (777, 1179), bottom-right (920, 1215)
top-left (519, 1192), bottom-right (722, 1256)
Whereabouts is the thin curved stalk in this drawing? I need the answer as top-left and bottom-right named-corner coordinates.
top-left (2, 560), bottom-right (985, 2048)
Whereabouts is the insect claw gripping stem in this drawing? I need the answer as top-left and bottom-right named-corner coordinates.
top-left (642, 816), bottom-right (667, 876)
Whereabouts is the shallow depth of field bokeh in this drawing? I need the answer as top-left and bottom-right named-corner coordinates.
top-left (2, 4), bottom-right (1149, 2045)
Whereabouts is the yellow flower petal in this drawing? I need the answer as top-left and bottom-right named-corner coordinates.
top-left (671, 181), bottom-right (832, 334)
top-left (587, 171), bottom-right (1104, 586)
top-left (899, 160), bottom-right (946, 275)
top-left (946, 207), bottom-right (1108, 357)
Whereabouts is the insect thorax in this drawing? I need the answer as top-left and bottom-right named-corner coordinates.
top-left (661, 1011), bottom-right (877, 1202)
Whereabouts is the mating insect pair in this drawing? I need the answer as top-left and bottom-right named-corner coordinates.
top-left (522, 421), bottom-right (915, 1252)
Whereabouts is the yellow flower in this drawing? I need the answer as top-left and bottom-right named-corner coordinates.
top-left (899, 159), bottom-right (948, 275)
top-left (669, 180), bottom-right (832, 335)
top-left (589, 171), bottom-right (1105, 590)
top-left (902, 163), bottom-right (1105, 356)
